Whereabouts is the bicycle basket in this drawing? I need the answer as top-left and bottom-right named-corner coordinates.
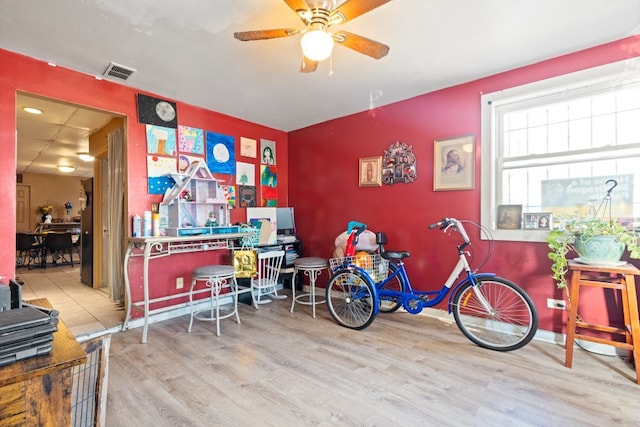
top-left (329, 252), bottom-right (388, 282)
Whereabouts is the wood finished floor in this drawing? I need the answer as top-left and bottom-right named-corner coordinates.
top-left (106, 296), bottom-right (640, 427)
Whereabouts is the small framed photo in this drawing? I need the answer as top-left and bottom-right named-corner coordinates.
top-left (524, 212), bottom-right (552, 229)
top-left (434, 134), bottom-right (475, 191)
top-left (497, 204), bottom-right (523, 230)
top-left (359, 156), bottom-right (382, 187)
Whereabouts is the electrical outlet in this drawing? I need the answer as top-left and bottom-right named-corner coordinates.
top-left (176, 277), bottom-right (184, 289)
top-left (547, 298), bottom-right (566, 310)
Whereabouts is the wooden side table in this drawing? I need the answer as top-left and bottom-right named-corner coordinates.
top-left (0, 299), bottom-right (86, 425)
top-left (565, 261), bottom-right (640, 384)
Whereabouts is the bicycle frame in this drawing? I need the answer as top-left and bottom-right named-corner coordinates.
top-left (338, 220), bottom-right (497, 316)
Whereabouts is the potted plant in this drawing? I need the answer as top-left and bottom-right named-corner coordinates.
top-left (547, 217), bottom-right (640, 291)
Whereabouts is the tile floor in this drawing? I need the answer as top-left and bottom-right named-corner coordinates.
top-left (15, 263), bottom-right (124, 339)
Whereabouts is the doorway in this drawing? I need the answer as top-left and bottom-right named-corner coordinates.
top-left (15, 92), bottom-right (126, 330)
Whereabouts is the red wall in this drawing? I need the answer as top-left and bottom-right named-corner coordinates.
top-left (0, 49), bottom-right (288, 309)
top-left (288, 35), bottom-right (640, 334)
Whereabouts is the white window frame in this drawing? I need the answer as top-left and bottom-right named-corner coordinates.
top-left (481, 57), bottom-right (640, 242)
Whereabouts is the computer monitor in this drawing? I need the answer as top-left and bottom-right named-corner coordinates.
top-left (276, 207), bottom-right (296, 235)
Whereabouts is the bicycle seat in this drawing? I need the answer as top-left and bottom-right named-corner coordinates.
top-left (376, 232), bottom-right (410, 260)
top-left (380, 250), bottom-right (410, 260)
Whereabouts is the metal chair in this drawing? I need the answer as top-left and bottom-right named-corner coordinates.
top-left (16, 232), bottom-right (43, 269)
top-left (188, 265), bottom-right (240, 336)
top-left (290, 257), bottom-right (329, 318)
top-left (43, 232), bottom-right (75, 267)
top-left (250, 250), bottom-right (286, 308)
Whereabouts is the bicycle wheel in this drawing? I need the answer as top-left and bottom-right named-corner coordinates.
top-left (378, 261), bottom-right (406, 313)
top-left (451, 277), bottom-right (538, 351)
top-left (326, 268), bottom-right (377, 330)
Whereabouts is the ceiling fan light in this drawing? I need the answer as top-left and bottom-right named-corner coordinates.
top-left (301, 30), bottom-right (334, 61)
top-left (58, 165), bottom-right (76, 173)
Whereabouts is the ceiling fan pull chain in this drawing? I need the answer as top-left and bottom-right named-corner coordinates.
top-left (329, 54), bottom-right (334, 77)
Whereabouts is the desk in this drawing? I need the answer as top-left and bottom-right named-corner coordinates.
top-left (36, 222), bottom-right (81, 233)
top-left (122, 232), bottom-right (250, 343)
top-left (0, 298), bottom-right (86, 425)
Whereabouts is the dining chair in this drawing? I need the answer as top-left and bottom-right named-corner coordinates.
top-left (250, 250), bottom-right (286, 308)
top-left (43, 232), bottom-right (75, 267)
top-left (16, 232), bottom-right (43, 269)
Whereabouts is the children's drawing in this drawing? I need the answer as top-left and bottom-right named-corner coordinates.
top-left (178, 125), bottom-right (204, 155)
top-left (146, 125), bottom-right (177, 156)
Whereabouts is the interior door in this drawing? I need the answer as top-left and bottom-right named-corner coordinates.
top-left (15, 184), bottom-right (30, 232)
top-left (81, 178), bottom-right (93, 285)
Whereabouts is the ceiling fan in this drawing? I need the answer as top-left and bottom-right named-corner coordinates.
top-left (234, 0), bottom-right (391, 73)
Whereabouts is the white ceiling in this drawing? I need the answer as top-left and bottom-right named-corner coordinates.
top-left (3, 0), bottom-right (640, 176)
top-left (16, 94), bottom-right (116, 177)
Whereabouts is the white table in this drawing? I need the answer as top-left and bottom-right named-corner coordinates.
top-left (122, 232), bottom-right (250, 343)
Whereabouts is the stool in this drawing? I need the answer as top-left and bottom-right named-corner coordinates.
top-left (188, 265), bottom-right (240, 336)
top-left (290, 257), bottom-right (328, 318)
top-left (565, 260), bottom-right (640, 384)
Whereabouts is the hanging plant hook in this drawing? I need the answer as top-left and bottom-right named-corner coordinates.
top-left (594, 179), bottom-right (617, 220)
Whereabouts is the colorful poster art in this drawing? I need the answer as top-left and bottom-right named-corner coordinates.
top-left (146, 125), bottom-right (177, 156)
top-left (260, 138), bottom-right (276, 165)
top-left (178, 154), bottom-right (205, 173)
top-left (178, 125), bottom-right (204, 155)
top-left (238, 185), bottom-right (256, 207)
top-left (236, 161), bottom-right (255, 186)
top-left (147, 155), bottom-right (177, 194)
top-left (260, 165), bottom-right (277, 207)
top-left (206, 131), bottom-right (235, 175)
top-left (221, 185), bottom-right (236, 208)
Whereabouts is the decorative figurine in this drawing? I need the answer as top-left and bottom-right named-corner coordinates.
top-left (205, 211), bottom-right (218, 227)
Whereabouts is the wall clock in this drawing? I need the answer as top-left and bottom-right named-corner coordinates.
top-left (137, 94), bottom-right (178, 128)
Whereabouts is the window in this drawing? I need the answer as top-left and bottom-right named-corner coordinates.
top-left (481, 58), bottom-right (640, 242)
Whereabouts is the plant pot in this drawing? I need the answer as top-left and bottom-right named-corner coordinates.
top-left (574, 235), bottom-right (624, 264)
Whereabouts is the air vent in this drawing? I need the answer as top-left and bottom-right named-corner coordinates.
top-left (103, 62), bottom-right (136, 81)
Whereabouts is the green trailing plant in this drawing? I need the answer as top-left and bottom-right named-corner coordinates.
top-left (547, 217), bottom-right (640, 291)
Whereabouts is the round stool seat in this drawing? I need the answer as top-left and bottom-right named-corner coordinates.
top-left (291, 257), bottom-right (328, 318)
top-left (193, 265), bottom-right (235, 277)
top-left (294, 257), bottom-right (329, 269)
top-left (188, 264), bottom-right (239, 337)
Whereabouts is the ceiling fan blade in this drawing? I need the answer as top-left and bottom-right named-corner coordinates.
top-left (300, 56), bottom-right (318, 73)
top-left (283, 0), bottom-right (309, 13)
top-left (234, 28), bottom-right (299, 41)
top-left (334, 31), bottom-right (389, 59)
top-left (330, 0), bottom-right (391, 25)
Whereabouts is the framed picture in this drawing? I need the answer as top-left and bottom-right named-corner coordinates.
top-left (497, 204), bottom-right (523, 230)
top-left (524, 212), bottom-right (552, 229)
top-left (359, 156), bottom-right (382, 187)
top-left (433, 134), bottom-right (475, 191)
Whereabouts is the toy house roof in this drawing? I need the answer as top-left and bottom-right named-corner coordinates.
top-left (161, 160), bottom-right (221, 206)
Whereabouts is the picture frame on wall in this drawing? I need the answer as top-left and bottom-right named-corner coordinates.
top-left (433, 134), bottom-right (475, 191)
top-left (497, 204), bottom-right (523, 230)
top-left (359, 156), bottom-right (382, 187)
top-left (524, 212), bottom-right (552, 229)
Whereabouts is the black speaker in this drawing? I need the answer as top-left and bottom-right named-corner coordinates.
top-left (9, 280), bottom-right (22, 309)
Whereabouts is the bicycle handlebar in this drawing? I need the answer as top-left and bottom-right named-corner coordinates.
top-left (429, 218), bottom-right (471, 245)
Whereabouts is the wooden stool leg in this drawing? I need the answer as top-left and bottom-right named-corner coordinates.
top-left (565, 269), bottom-right (581, 368)
top-left (623, 274), bottom-right (640, 384)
